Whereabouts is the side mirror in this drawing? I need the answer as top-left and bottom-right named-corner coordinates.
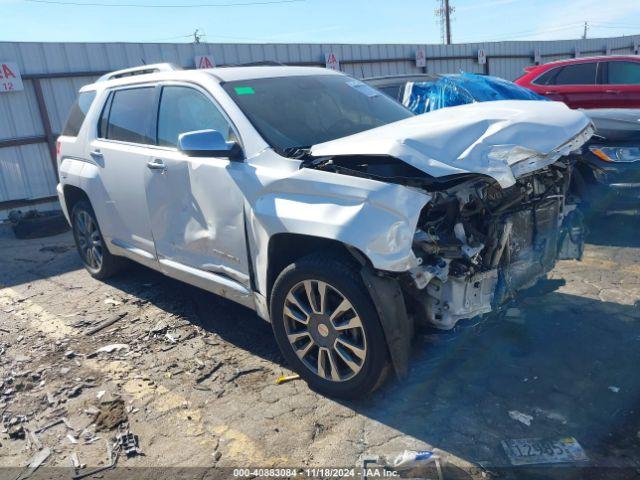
top-left (178, 129), bottom-right (243, 160)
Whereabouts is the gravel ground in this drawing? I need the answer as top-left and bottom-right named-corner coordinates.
top-left (0, 216), bottom-right (639, 480)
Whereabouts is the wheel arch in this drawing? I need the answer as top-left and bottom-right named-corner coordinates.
top-left (63, 184), bottom-right (91, 218)
top-left (266, 233), bottom-right (369, 301)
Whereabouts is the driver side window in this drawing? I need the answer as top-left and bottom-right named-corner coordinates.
top-left (157, 86), bottom-right (233, 148)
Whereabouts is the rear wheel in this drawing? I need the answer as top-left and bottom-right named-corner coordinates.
top-left (270, 253), bottom-right (389, 398)
top-left (71, 200), bottom-right (127, 279)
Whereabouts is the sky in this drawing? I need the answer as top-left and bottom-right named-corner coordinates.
top-left (1, 0), bottom-right (639, 44)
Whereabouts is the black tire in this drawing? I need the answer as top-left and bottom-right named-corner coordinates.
top-left (270, 253), bottom-right (390, 399)
top-left (11, 212), bottom-right (69, 239)
top-left (71, 199), bottom-right (127, 279)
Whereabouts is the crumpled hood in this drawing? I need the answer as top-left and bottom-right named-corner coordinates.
top-left (311, 100), bottom-right (593, 188)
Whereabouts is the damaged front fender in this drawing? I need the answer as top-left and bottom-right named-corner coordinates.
top-left (250, 167), bottom-right (431, 287)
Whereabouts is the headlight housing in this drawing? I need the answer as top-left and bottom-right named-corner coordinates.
top-left (589, 146), bottom-right (640, 163)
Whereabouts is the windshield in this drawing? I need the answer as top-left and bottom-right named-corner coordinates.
top-left (222, 74), bottom-right (413, 154)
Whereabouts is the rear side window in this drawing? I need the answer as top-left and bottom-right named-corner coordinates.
top-left (554, 63), bottom-right (597, 85)
top-left (104, 87), bottom-right (155, 144)
top-left (532, 67), bottom-right (560, 85)
top-left (157, 86), bottom-right (233, 147)
top-left (607, 61), bottom-right (640, 85)
top-left (62, 91), bottom-right (96, 136)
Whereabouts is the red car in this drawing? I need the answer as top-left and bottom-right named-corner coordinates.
top-left (514, 55), bottom-right (640, 109)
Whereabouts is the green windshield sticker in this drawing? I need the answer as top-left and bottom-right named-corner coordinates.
top-left (234, 86), bottom-right (255, 95)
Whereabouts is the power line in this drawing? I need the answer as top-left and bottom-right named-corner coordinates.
top-left (456, 22), bottom-right (584, 42)
top-left (24, 0), bottom-right (303, 7)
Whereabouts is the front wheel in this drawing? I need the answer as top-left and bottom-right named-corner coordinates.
top-left (270, 253), bottom-right (390, 399)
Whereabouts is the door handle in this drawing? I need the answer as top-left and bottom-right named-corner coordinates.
top-left (147, 158), bottom-right (167, 171)
top-left (89, 150), bottom-right (103, 160)
top-left (605, 90), bottom-right (621, 94)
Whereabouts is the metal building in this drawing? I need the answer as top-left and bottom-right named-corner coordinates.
top-left (1, 34), bottom-right (639, 219)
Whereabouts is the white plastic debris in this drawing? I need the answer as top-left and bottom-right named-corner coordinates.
top-left (389, 450), bottom-right (437, 470)
top-left (89, 344), bottom-right (129, 357)
top-left (509, 410), bottom-right (533, 426)
top-left (608, 386), bottom-right (620, 393)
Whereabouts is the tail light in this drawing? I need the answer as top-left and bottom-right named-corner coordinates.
top-left (56, 140), bottom-right (61, 158)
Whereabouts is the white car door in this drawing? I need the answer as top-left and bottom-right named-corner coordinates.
top-left (90, 85), bottom-right (157, 259)
top-left (144, 83), bottom-right (251, 287)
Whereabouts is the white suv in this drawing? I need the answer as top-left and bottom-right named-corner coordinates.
top-left (57, 63), bottom-right (592, 398)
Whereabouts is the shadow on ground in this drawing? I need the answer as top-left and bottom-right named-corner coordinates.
top-left (353, 289), bottom-right (640, 478)
top-left (100, 258), bottom-right (640, 477)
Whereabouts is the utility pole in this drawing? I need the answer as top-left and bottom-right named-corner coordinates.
top-left (444, 0), bottom-right (452, 45)
top-left (582, 21), bottom-right (588, 39)
top-left (435, 0), bottom-right (455, 45)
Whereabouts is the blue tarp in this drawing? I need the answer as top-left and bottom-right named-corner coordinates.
top-left (403, 72), bottom-right (548, 114)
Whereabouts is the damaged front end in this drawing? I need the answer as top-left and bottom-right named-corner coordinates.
top-left (407, 158), bottom-right (584, 330)
top-left (306, 110), bottom-right (593, 331)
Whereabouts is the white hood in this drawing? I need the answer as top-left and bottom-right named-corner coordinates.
top-left (311, 100), bottom-right (594, 188)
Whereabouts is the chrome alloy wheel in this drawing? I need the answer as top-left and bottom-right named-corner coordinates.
top-left (283, 280), bottom-right (367, 382)
top-left (74, 210), bottom-right (103, 270)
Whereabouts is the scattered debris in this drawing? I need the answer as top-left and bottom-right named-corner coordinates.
top-left (65, 350), bottom-right (76, 358)
top-left (508, 410), bottom-right (533, 426)
top-left (94, 399), bottom-right (127, 431)
top-left (533, 408), bottom-right (568, 424)
top-left (165, 332), bottom-right (177, 344)
top-left (15, 447), bottom-right (52, 480)
top-left (34, 418), bottom-right (64, 434)
top-left (88, 343), bottom-right (129, 357)
top-left (502, 437), bottom-right (588, 466)
top-left (103, 298), bottom-right (122, 306)
top-left (608, 385), bottom-right (620, 393)
top-left (276, 374), bottom-right (300, 385)
top-left (8, 424), bottom-right (26, 440)
top-left (116, 431), bottom-right (143, 457)
top-left (227, 367), bottom-right (263, 383)
top-left (389, 450), bottom-right (437, 471)
top-left (195, 361), bottom-right (224, 384)
top-left (70, 451), bottom-right (85, 469)
top-left (86, 312), bottom-right (127, 336)
top-left (71, 440), bottom-right (118, 480)
top-left (27, 447), bottom-right (52, 470)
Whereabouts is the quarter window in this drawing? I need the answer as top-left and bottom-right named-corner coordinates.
top-left (607, 61), bottom-right (640, 85)
top-left (105, 87), bottom-right (155, 144)
top-left (533, 67), bottom-right (560, 86)
top-left (157, 86), bottom-right (233, 148)
top-left (62, 91), bottom-right (96, 137)
top-left (553, 63), bottom-right (597, 85)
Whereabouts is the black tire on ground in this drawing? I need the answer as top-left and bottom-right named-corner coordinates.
top-left (270, 253), bottom-right (390, 399)
top-left (11, 212), bottom-right (69, 239)
top-left (71, 199), bottom-right (127, 279)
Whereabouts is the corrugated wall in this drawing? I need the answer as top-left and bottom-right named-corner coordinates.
top-left (1, 34), bottom-right (639, 217)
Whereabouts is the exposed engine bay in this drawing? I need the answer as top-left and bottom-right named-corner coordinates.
top-left (304, 154), bottom-right (585, 330)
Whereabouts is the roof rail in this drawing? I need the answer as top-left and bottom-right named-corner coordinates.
top-left (97, 63), bottom-right (182, 83)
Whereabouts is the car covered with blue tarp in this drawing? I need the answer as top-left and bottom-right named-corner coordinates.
top-left (366, 72), bottom-right (548, 114)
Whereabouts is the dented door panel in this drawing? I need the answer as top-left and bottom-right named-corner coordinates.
top-left (145, 149), bottom-right (250, 286)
